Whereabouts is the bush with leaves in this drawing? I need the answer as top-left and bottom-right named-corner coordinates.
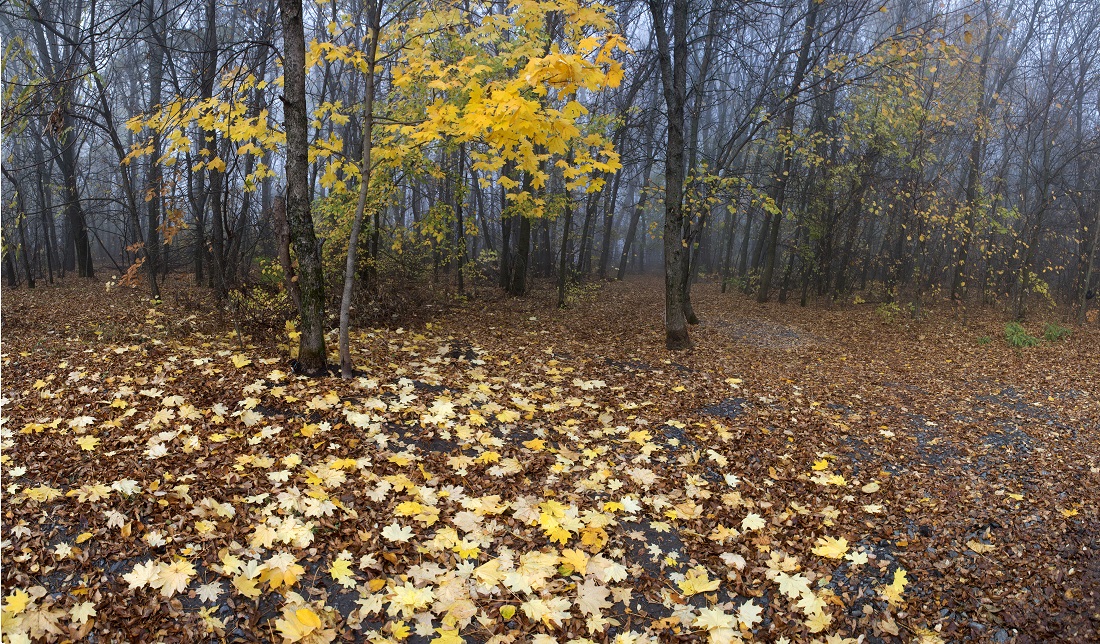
top-left (1042, 322), bottom-right (1070, 342)
top-left (1004, 322), bottom-right (1041, 348)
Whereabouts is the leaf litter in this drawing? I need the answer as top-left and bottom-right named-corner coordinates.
top-left (1, 277), bottom-right (1098, 643)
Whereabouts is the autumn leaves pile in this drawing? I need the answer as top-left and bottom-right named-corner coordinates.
top-left (2, 298), bottom-right (936, 644)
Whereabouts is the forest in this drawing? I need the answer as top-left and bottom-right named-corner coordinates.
top-left (2, 0), bottom-right (1099, 641)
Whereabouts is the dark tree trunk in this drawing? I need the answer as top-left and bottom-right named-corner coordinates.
top-left (144, 0), bottom-right (165, 299)
top-left (649, 0), bottom-right (691, 349)
top-left (280, 0), bottom-right (327, 372)
top-left (558, 185), bottom-right (574, 308)
top-left (507, 172), bottom-right (533, 296)
top-left (454, 143), bottom-right (467, 293)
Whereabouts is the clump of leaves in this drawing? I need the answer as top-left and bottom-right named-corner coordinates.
top-left (876, 301), bottom-right (901, 323)
top-left (977, 335), bottom-right (992, 346)
top-left (1005, 321), bottom-right (1041, 348)
top-left (1043, 322), bottom-right (1071, 342)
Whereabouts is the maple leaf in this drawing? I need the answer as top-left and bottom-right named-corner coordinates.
top-left (329, 559), bottom-right (357, 588)
top-left (797, 590), bottom-right (827, 616)
top-left (275, 606), bottom-right (322, 643)
top-left (151, 559), bottom-right (196, 598)
top-left (196, 582), bottom-right (223, 602)
top-left (844, 550), bottom-right (869, 566)
top-left (741, 512), bottom-right (766, 531)
top-left (387, 582), bottom-right (435, 618)
top-left (880, 568), bottom-right (908, 606)
top-left (232, 574), bottom-right (262, 599)
top-left (260, 552), bottom-right (306, 589)
top-left (75, 436), bottom-right (100, 451)
top-left (677, 566), bottom-right (720, 596)
top-left (966, 539), bottom-right (996, 554)
top-left (575, 579), bottom-right (611, 617)
top-left (431, 628), bottom-right (464, 644)
top-left (20, 603), bottom-right (66, 639)
top-left (69, 601), bottom-right (96, 624)
top-left (559, 548), bottom-right (589, 575)
top-left (4, 588), bottom-right (31, 615)
top-left (737, 599), bottom-right (763, 629)
top-left (520, 596), bottom-right (571, 628)
top-left (381, 522), bottom-right (414, 543)
top-left (811, 535), bottom-right (849, 559)
top-left (693, 606), bottom-right (735, 632)
top-left (495, 409), bottom-right (520, 423)
top-left (775, 571), bottom-right (811, 599)
top-left (24, 486), bottom-right (62, 502)
top-left (804, 607), bottom-right (833, 632)
top-left (123, 561), bottom-right (158, 590)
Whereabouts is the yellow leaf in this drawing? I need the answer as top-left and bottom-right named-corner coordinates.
top-left (231, 354), bottom-right (252, 368)
top-left (880, 568), bottom-right (908, 606)
top-left (495, 409), bottom-right (520, 423)
top-left (499, 605), bottom-right (516, 620)
top-left (275, 606), bottom-right (321, 642)
top-left (559, 548), bottom-right (589, 575)
top-left (296, 608), bottom-right (321, 629)
top-left (431, 628), bottom-right (464, 644)
top-left (232, 575), bottom-right (261, 599)
top-left (811, 536), bottom-right (849, 559)
top-left (677, 566), bottom-right (720, 596)
top-left (329, 559), bottom-right (357, 588)
top-left (580, 526), bottom-right (608, 552)
top-left (811, 459), bottom-right (829, 471)
top-left (3, 589), bottom-right (30, 615)
top-left (76, 532), bottom-right (94, 544)
top-left (75, 436), bottom-right (100, 451)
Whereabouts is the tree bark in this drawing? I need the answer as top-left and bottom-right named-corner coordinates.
top-left (338, 0), bottom-right (381, 378)
top-left (281, 0), bottom-right (328, 373)
top-left (757, 0), bottom-right (817, 303)
top-left (649, 0), bottom-right (691, 349)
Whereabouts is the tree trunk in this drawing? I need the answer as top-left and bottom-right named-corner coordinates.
top-left (32, 137), bottom-right (56, 284)
top-left (507, 171), bottom-right (533, 296)
top-left (649, 0), bottom-right (690, 349)
top-left (757, 0), bottom-right (818, 303)
top-left (338, 1), bottom-right (381, 378)
top-left (1078, 198), bottom-right (1100, 323)
top-left (280, 0), bottom-right (327, 373)
top-left (454, 144), bottom-right (468, 292)
top-left (558, 184), bottom-right (574, 308)
top-left (144, 0), bottom-right (165, 299)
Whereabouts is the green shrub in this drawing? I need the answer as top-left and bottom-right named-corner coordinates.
top-left (977, 335), bottom-right (992, 346)
top-left (876, 301), bottom-right (901, 323)
top-left (1043, 322), bottom-right (1071, 342)
top-left (1005, 322), bottom-right (1040, 348)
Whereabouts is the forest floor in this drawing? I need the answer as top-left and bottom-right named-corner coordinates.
top-left (2, 276), bottom-right (1099, 644)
